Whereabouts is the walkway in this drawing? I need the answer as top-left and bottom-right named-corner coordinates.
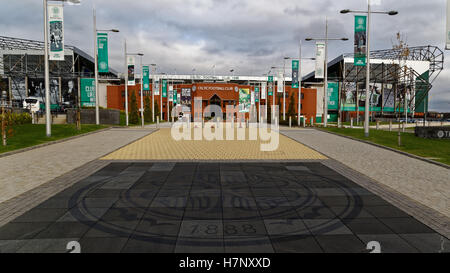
top-left (281, 129), bottom-right (450, 219)
top-left (0, 128), bottom-right (154, 204)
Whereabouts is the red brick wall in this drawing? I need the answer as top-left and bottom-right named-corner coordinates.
top-left (107, 83), bottom-right (317, 121)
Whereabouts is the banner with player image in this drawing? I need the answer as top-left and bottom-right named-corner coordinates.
top-left (181, 88), bottom-right (192, 109)
top-left (315, 42), bottom-right (325, 79)
top-left (10, 77), bottom-right (26, 101)
top-left (48, 4), bottom-right (64, 61)
top-left (354, 15), bottom-right (367, 66)
top-left (382, 84), bottom-right (395, 112)
top-left (261, 82), bottom-right (267, 100)
top-left (127, 56), bottom-right (135, 86)
top-left (342, 82), bottom-right (357, 111)
top-left (239, 88), bottom-right (251, 113)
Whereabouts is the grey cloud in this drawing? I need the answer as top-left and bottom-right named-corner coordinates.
top-left (1, 0), bottom-right (449, 111)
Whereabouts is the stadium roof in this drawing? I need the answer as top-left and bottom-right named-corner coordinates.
top-left (0, 35), bottom-right (118, 75)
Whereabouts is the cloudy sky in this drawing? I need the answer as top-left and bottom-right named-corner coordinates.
top-left (1, 0), bottom-right (449, 111)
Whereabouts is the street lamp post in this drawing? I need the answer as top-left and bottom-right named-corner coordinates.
top-left (341, 3), bottom-right (398, 137)
top-left (151, 64), bottom-right (156, 122)
top-left (43, 0), bottom-right (80, 137)
top-left (138, 55), bottom-right (145, 128)
top-left (93, 7), bottom-right (119, 125)
top-left (283, 57), bottom-right (290, 121)
top-left (306, 18), bottom-right (348, 128)
top-left (123, 46), bottom-right (143, 127)
top-left (297, 41), bottom-right (315, 126)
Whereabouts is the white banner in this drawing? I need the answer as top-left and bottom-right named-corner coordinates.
top-left (447, 0), bottom-right (450, 50)
top-left (127, 56), bottom-right (135, 86)
top-left (261, 82), bottom-right (267, 100)
top-left (315, 42), bottom-right (325, 79)
top-left (277, 71), bottom-right (284, 93)
top-left (169, 85), bottom-right (174, 102)
top-left (154, 79), bottom-right (160, 95)
top-left (48, 4), bottom-right (64, 61)
top-left (251, 91), bottom-right (255, 105)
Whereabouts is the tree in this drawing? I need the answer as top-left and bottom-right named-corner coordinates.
top-left (129, 91), bottom-right (139, 124)
top-left (287, 92), bottom-right (296, 122)
top-left (144, 95), bottom-right (152, 123)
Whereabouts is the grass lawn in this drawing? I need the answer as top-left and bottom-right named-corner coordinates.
top-left (0, 124), bottom-right (107, 154)
top-left (321, 127), bottom-right (450, 166)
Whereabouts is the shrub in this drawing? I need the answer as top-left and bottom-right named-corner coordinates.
top-left (129, 92), bottom-right (140, 125)
top-left (0, 112), bottom-right (32, 126)
top-left (144, 96), bottom-right (152, 123)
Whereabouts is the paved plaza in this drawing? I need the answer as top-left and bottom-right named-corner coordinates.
top-left (0, 127), bottom-right (448, 253)
top-left (102, 128), bottom-right (327, 161)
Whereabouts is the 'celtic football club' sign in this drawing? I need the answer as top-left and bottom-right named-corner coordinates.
top-left (97, 33), bottom-right (108, 73)
top-left (48, 4), bottom-right (64, 61)
top-left (354, 15), bottom-right (367, 66)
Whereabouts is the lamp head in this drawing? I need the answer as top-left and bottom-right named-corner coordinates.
top-left (388, 11), bottom-right (398, 16)
top-left (305, 38), bottom-right (313, 41)
top-left (340, 9), bottom-right (350, 14)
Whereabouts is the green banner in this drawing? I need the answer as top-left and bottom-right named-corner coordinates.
top-left (354, 15), bottom-right (367, 66)
top-left (143, 66), bottom-right (150, 91)
top-left (162, 79), bottom-right (167, 98)
top-left (80, 78), bottom-right (95, 107)
top-left (292, 60), bottom-right (299, 88)
top-left (268, 76), bottom-right (273, 83)
top-left (255, 87), bottom-right (259, 102)
top-left (173, 90), bottom-right (177, 103)
top-left (97, 33), bottom-right (108, 73)
top-left (327, 82), bottom-right (339, 110)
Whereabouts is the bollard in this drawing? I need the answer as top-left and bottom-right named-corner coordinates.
top-left (303, 117), bottom-right (306, 128)
top-left (402, 122), bottom-right (406, 133)
top-left (351, 118), bottom-right (354, 129)
top-left (289, 117), bottom-right (292, 128)
top-left (376, 121), bottom-right (380, 130)
top-left (338, 117), bottom-right (341, 128)
top-left (311, 118), bottom-right (314, 127)
top-left (389, 120), bottom-right (392, 132)
top-left (157, 117), bottom-right (159, 128)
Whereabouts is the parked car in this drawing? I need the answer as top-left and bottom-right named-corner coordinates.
top-left (23, 97), bottom-right (41, 113)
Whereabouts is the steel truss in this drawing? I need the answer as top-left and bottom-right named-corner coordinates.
top-left (342, 46), bottom-right (443, 116)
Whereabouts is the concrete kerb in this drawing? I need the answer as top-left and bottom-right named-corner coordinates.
top-left (315, 128), bottom-right (450, 170)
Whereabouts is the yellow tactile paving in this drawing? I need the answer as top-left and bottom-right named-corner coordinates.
top-left (102, 128), bottom-right (327, 161)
